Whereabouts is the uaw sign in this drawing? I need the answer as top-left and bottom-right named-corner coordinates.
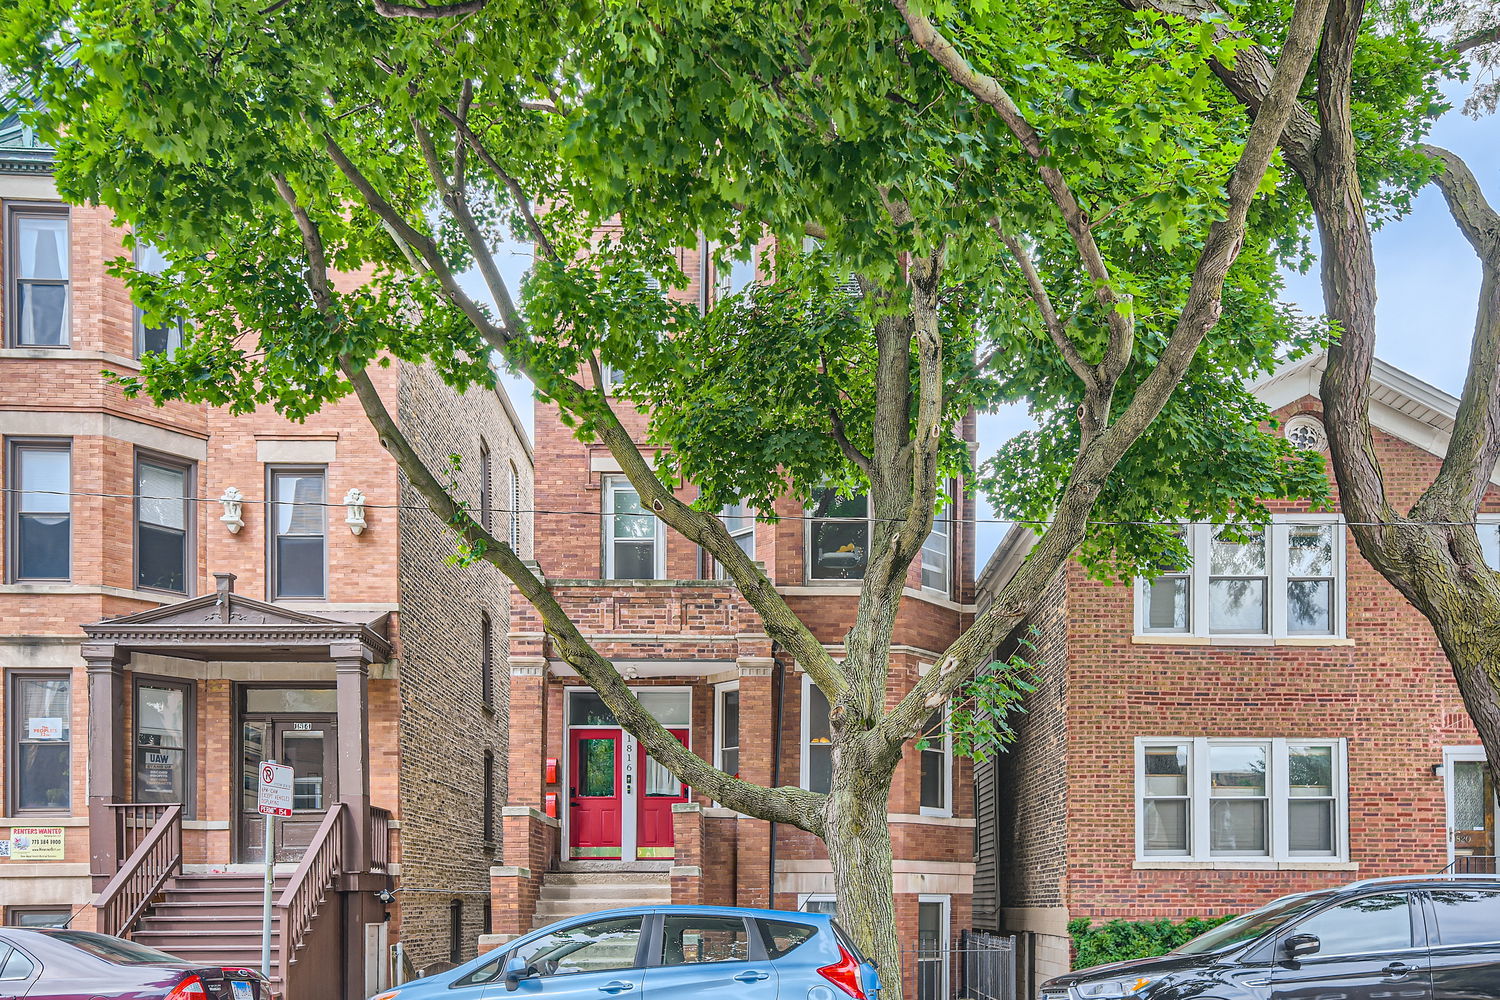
top-left (257, 762), bottom-right (294, 817)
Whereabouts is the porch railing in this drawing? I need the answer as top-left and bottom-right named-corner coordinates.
top-left (276, 802), bottom-right (346, 980)
top-left (94, 804), bottom-right (183, 938)
top-left (370, 806), bottom-right (392, 875)
top-left (1442, 855), bottom-right (1498, 874)
top-left (109, 802), bottom-right (174, 862)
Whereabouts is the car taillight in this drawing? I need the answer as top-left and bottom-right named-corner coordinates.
top-left (818, 946), bottom-right (866, 1000)
top-left (166, 974), bottom-right (207, 998)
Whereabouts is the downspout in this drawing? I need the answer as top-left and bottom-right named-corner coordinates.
top-left (769, 642), bottom-right (784, 905)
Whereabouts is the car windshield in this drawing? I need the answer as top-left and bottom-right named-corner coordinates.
top-left (1173, 892), bottom-right (1334, 955)
top-left (44, 930), bottom-right (186, 965)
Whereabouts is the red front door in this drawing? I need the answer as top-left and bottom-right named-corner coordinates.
top-left (569, 729), bottom-right (623, 859)
top-left (636, 728), bottom-right (689, 858)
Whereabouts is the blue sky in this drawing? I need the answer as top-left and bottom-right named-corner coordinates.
top-left (482, 78), bottom-right (1498, 571)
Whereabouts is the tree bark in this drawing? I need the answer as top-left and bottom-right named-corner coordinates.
top-left (824, 736), bottom-right (903, 983)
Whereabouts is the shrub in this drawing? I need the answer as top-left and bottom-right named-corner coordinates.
top-left (1068, 915), bottom-right (1236, 970)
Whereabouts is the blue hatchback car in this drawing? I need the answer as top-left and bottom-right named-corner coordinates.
top-left (370, 905), bottom-right (880, 1000)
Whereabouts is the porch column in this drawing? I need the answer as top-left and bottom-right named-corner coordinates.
top-left (82, 643), bottom-right (128, 883)
top-left (331, 645), bottom-right (372, 875)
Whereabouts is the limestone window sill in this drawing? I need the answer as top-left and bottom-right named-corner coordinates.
top-left (1133, 860), bottom-right (1358, 871)
top-left (1131, 635), bottom-right (1356, 648)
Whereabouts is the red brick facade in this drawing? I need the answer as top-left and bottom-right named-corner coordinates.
top-left (0, 161), bottom-right (531, 987)
top-left (976, 357), bottom-right (1500, 983)
top-left (499, 240), bottom-right (980, 971)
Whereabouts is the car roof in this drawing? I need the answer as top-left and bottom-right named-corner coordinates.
top-left (1337, 874), bottom-right (1500, 892)
top-left (540, 904), bottom-right (834, 922)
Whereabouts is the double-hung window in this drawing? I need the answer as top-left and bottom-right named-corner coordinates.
top-left (134, 242), bottom-right (184, 358)
top-left (602, 476), bottom-right (661, 579)
top-left (802, 677), bottom-right (833, 794)
top-left (508, 462), bottom-right (522, 551)
top-left (808, 488), bottom-right (868, 581)
top-left (1138, 517), bottom-right (1344, 638)
top-left (921, 487), bottom-right (954, 596)
top-left (136, 455), bottom-right (193, 594)
top-left (919, 707), bottom-right (951, 816)
top-left (1135, 738), bottom-right (1346, 861)
top-left (8, 672), bottom-right (72, 813)
top-left (714, 682), bottom-right (740, 779)
top-left (708, 502), bottom-right (755, 578)
top-left (7, 207), bottom-right (69, 348)
top-left (7, 440), bottom-right (71, 581)
top-left (268, 467), bottom-right (326, 599)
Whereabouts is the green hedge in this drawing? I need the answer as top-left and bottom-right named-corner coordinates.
top-left (1068, 916), bottom-right (1236, 970)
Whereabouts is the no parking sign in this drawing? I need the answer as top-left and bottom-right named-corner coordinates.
top-left (257, 761), bottom-right (293, 817)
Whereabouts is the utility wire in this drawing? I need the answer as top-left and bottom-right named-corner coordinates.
top-left (3, 486), bottom-right (1497, 529)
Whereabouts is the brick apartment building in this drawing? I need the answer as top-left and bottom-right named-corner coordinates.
top-left (0, 108), bottom-right (532, 995)
top-left (492, 239), bottom-right (981, 1000)
top-left (972, 353), bottom-right (1500, 988)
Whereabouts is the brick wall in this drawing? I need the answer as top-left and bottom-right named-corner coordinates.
top-left (393, 360), bottom-right (529, 967)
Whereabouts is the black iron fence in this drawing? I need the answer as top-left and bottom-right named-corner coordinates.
top-left (900, 931), bottom-right (1017, 1000)
top-left (1442, 855), bottom-right (1498, 874)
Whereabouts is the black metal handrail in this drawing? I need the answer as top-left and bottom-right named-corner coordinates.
top-left (1440, 855), bottom-right (1499, 875)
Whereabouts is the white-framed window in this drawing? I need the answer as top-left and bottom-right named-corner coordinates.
top-left (715, 243), bottom-right (759, 303)
top-left (1479, 515), bottom-right (1499, 571)
top-left (1135, 737), bottom-right (1347, 862)
top-left (807, 488), bottom-right (868, 581)
top-left (798, 893), bottom-right (838, 915)
top-left (1136, 516), bottom-right (1344, 638)
top-left (708, 502), bottom-right (755, 578)
top-left (714, 681), bottom-right (740, 780)
top-left (602, 475), bottom-right (663, 580)
top-left (921, 485), bottom-right (954, 596)
top-left (7, 206), bottom-right (70, 348)
top-left (919, 706), bottom-right (951, 817)
top-left (801, 676), bottom-right (833, 794)
top-left (916, 895), bottom-right (951, 1000)
top-left (600, 363), bottom-right (626, 394)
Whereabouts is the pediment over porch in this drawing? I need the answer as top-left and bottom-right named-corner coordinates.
top-left (80, 573), bottom-right (391, 664)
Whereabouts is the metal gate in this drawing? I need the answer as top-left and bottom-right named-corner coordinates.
top-left (901, 929), bottom-right (1017, 1000)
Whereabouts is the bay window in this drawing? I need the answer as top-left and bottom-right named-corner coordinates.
top-left (7, 207), bottom-right (69, 348)
top-left (1136, 738), bottom-right (1346, 861)
top-left (1138, 517), bottom-right (1344, 638)
top-left (602, 476), bottom-right (662, 579)
top-left (8, 672), bottom-right (72, 814)
top-left (7, 440), bottom-right (71, 581)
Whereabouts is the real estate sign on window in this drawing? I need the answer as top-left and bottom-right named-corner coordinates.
top-left (10, 827), bottom-right (64, 860)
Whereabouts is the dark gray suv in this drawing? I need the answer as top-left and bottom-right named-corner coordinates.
top-left (1042, 875), bottom-right (1500, 999)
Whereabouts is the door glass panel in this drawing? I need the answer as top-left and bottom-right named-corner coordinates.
top-left (659, 915), bottom-right (750, 965)
top-left (1428, 889), bottom-right (1500, 946)
top-left (644, 756), bottom-right (678, 797)
top-left (636, 691), bottom-right (690, 726)
top-left (512, 915), bottom-right (643, 976)
top-left (281, 732), bottom-right (326, 810)
top-left (135, 683), bottom-right (187, 804)
top-left (578, 739), bottom-right (617, 797)
top-left (1290, 894), bottom-right (1411, 956)
top-left (570, 692), bottom-right (618, 726)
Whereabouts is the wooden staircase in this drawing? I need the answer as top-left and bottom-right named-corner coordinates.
top-left (131, 873), bottom-right (291, 978)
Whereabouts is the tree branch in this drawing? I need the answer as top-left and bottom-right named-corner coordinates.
top-left (995, 226), bottom-right (1094, 390)
top-left (1455, 24), bottom-right (1500, 55)
top-left (893, 0), bottom-right (1135, 380)
top-left (371, 0), bottom-right (488, 18)
top-left (1415, 145), bottom-right (1500, 520)
top-left (878, 0), bottom-right (1335, 744)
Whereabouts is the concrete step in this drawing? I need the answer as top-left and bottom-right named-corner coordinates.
top-left (542, 872), bottom-right (671, 888)
top-left (531, 900), bottom-right (661, 922)
top-left (557, 861), bottom-right (671, 874)
top-left (538, 883), bottom-right (671, 901)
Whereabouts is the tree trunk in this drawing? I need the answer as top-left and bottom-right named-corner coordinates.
top-left (824, 743), bottom-right (903, 1000)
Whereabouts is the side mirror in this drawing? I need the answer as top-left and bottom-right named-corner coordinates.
top-left (503, 956), bottom-right (534, 991)
top-left (1284, 934), bottom-right (1320, 960)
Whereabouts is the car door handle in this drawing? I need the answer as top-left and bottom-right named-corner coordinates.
top-left (734, 971), bottom-right (771, 983)
top-left (1383, 962), bottom-right (1414, 979)
top-left (599, 982), bottom-right (635, 994)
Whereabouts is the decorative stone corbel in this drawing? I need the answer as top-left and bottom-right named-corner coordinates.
top-left (218, 487), bottom-right (245, 534)
top-left (344, 487), bottom-right (368, 535)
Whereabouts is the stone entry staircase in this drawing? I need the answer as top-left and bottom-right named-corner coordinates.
top-left (533, 863), bottom-right (672, 929)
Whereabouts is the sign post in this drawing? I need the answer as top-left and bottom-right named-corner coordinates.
top-left (256, 760), bottom-right (293, 981)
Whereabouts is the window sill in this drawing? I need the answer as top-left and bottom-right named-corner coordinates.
top-left (0, 583), bottom-right (185, 604)
top-left (0, 815), bottom-right (87, 826)
top-left (1133, 860), bottom-right (1358, 871)
top-left (0, 347), bottom-right (141, 370)
top-left (1131, 635), bottom-right (1355, 647)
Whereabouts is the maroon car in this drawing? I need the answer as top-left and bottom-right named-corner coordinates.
top-left (0, 928), bottom-right (268, 1000)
